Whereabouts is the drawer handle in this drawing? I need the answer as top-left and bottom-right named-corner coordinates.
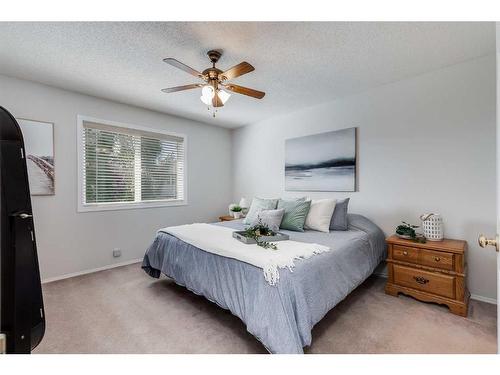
top-left (434, 257), bottom-right (441, 262)
top-left (403, 251), bottom-right (408, 256)
top-left (413, 276), bottom-right (429, 285)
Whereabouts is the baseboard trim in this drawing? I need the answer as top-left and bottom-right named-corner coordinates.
top-left (373, 272), bottom-right (497, 305)
top-left (41, 258), bottom-right (143, 284)
top-left (41, 261), bottom-right (499, 305)
top-left (470, 294), bottom-right (497, 305)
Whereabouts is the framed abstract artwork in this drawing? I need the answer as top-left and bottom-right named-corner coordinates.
top-left (17, 118), bottom-right (55, 196)
top-left (285, 127), bottom-right (357, 192)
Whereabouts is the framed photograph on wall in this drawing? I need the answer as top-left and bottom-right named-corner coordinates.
top-left (17, 118), bottom-right (55, 196)
top-left (285, 127), bottom-right (357, 192)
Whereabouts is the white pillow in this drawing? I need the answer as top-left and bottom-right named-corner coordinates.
top-left (304, 199), bottom-right (337, 233)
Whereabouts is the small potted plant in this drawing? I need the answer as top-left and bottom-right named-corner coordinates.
top-left (396, 221), bottom-right (426, 243)
top-left (230, 205), bottom-right (243, 219)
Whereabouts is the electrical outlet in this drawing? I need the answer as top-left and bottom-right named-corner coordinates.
top-left (113, 249), bottom-right (122, 258)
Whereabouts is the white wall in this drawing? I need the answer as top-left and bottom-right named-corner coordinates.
top-left (0, 74), bottom-right (232, 281)
top-left (232, 55), bottom-right (497, 301)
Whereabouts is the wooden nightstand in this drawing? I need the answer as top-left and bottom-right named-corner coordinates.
top-left (385, 235), bottom-right (469, 317)
top-left (218, 215), bottom-right (236, 222)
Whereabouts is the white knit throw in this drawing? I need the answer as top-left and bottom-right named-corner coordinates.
top-left (160, 223), bottom-right (330, 285)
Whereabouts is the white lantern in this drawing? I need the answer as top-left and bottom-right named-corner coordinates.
top-left (420, 213), bottom-right (444, 241)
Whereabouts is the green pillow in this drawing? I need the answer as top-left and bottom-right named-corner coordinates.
top-left (278, 199), bottom-right (311, 232)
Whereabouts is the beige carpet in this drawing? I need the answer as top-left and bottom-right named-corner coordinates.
top-left (34, 263), bottom-right (497, 354)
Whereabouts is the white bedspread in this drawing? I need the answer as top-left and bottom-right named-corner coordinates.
top-left (160, 223), bottom-right (330, 285)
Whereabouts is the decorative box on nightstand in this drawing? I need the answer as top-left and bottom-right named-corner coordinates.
top-left (385, 235), bottom-right (469, 317)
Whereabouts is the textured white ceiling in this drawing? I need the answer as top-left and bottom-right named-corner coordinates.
top-left (0, 22), bottom-right (495, 128)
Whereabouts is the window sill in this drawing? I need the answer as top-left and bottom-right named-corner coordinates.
top-left (77, 199), bottom-right (188, 213)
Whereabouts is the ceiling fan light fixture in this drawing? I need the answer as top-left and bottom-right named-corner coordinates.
top-left (218, 89), bottom-right (231, 105)
top-left (200, 85), bottom-right (215, 106)
top-left (200, 95), bottom-right (211, 106)
top-left (201, 85), bottom-right (215, 99)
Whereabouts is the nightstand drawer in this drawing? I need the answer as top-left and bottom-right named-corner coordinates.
top-left (393, 264), bottom-right (455, 299)
top-left (392, 244), bottom-right (455, 271)
top-left (419, 248), bottom-right (454, 271)
top-left (393, 245), bottom-right (419, 263)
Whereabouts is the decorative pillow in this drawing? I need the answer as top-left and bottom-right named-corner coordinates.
top-left (304, 199), bottom-right (337, 233)
top-left (329, 198), bottom-right (350, 231)
top-left (251, 209), bottom-right (285, 233)
top-left (284, 196), bottom-right (307, 202)
top-left (243, 197), bottom-right (279, 224)
top-left (277, 199), bottom-right (312, 232)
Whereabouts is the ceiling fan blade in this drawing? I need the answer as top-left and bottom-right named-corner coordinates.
top-left (223, 84), bottom-right (265, 99)
top-left (212, 93), bottom-right (224, 107)
top-left (163, 58), bottom-right (203, 78)
top-left (161, 84), bottom-right (203, 93)
top-left (219, 62), bottom-right (255, 81)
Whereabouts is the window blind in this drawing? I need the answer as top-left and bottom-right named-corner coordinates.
top-left (81, 121), bottom-right (185, 206)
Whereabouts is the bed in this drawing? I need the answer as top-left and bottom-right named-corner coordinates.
top-left (142, 213), bottom-right (386, 354)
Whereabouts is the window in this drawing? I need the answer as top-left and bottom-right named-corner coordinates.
top-left (77, 116), bottom-right (187, 212)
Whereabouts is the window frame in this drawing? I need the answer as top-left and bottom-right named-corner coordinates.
top-left (77, 115), bottom-right (188, 212)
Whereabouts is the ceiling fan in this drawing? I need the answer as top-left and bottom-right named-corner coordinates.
top-left (161, 50), bottom-right (265, 117)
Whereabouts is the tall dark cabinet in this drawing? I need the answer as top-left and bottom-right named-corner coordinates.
top-left (0, 106), bottom-right (45, 353)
